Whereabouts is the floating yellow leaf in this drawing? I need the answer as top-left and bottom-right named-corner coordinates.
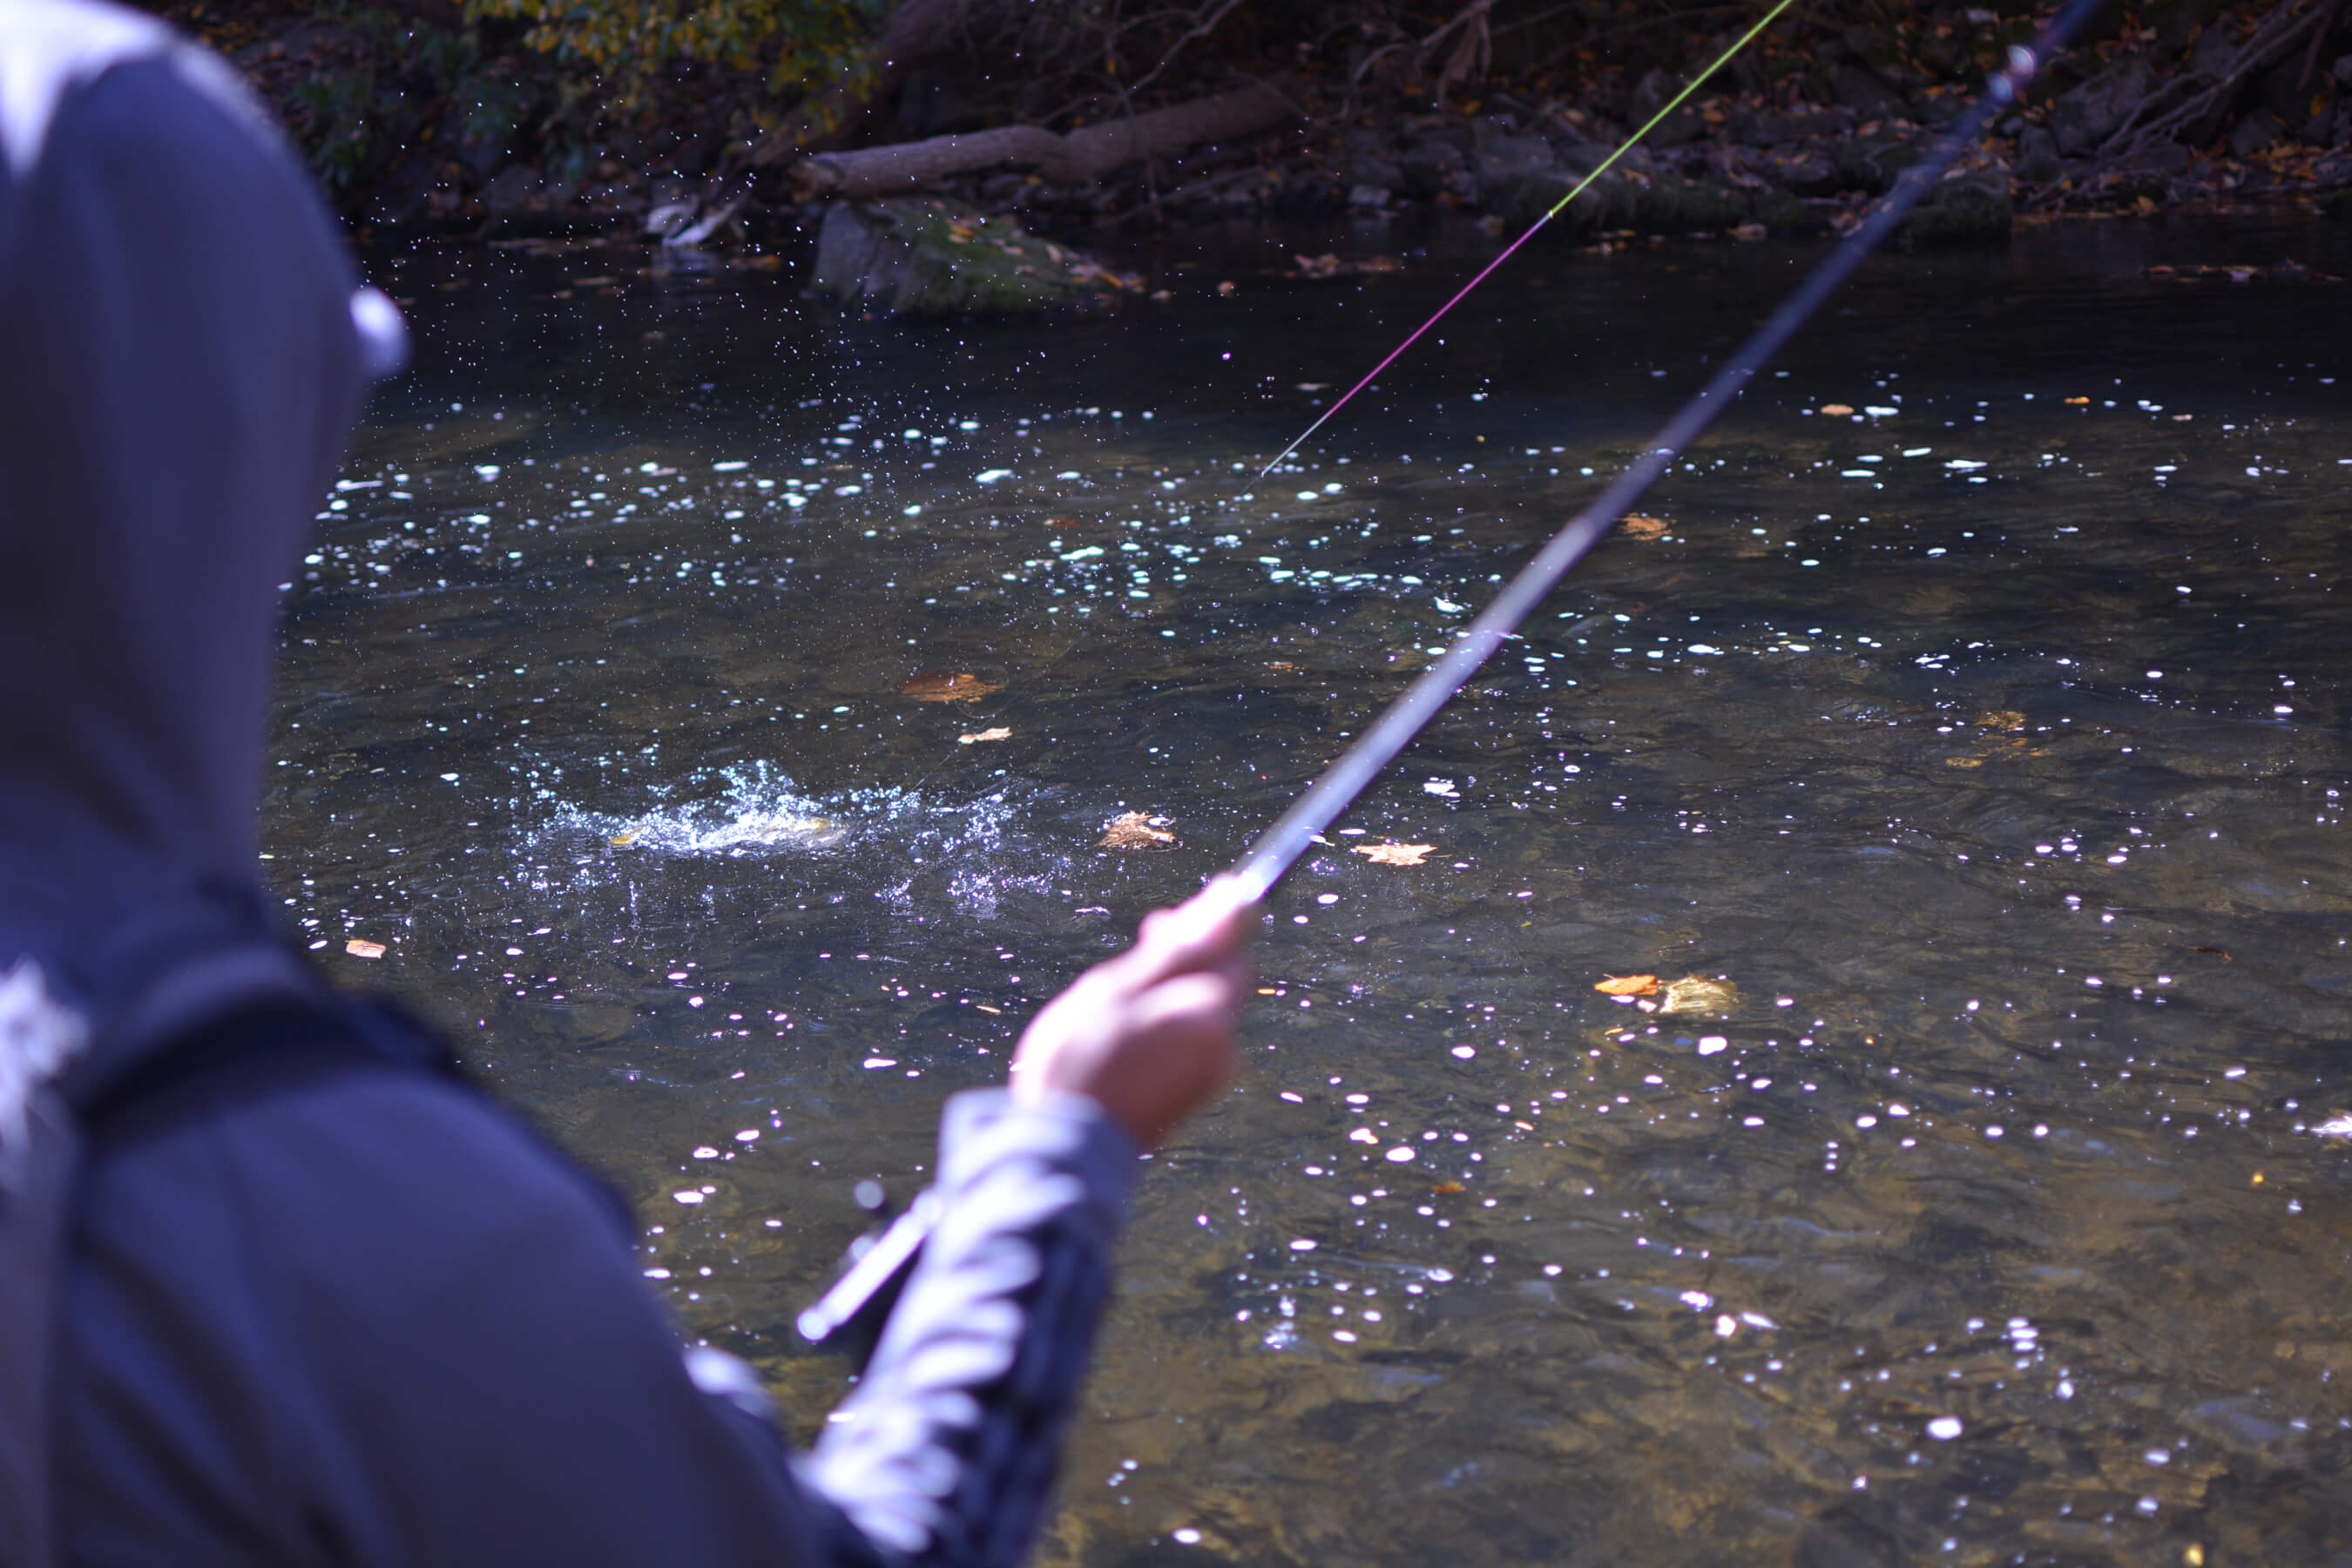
top-left (609, 828), bottom-right (641, 847)
top-left (1944, 756), bottom-right (1983, 767)
top-left (1099, 811), bottom-right (1176, 848)
top-left (1594, 974), bottom-right (1660, 996)
top-left (958, 727), bottom-right (1012, 745)
top-left (1353, 842), bottom-right (1433, 866)
top-left (1619, 515), bottom-right (1671, 540)
top-left (900, 671), bottom-right (1004, 702)
top-left (2065, 395), bottom-right (2090, 405)
top-left (1819, 402), bottom-right (1855, 416)
top-left (346, 939), bottom-right (386, 960)
top-left (1660, 975), bottom-right (1739, 1015)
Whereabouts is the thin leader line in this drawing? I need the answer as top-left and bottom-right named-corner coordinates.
top-left (1243, 0), bottom-right (1800, 491)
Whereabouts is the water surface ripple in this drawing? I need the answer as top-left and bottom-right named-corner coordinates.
top-left (282, 213), bottom-right (2352, 1564)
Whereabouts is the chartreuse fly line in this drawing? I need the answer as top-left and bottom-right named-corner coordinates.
top-left (1247, 0), bottom-right (1801, 490)
top-left (805, 0), bottom-right (2108, 1353)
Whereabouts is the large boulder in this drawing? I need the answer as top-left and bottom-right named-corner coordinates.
top-left (1474, 133), bottom-right (1557, 212)
top-left (1504, 166), bottom-right (1625, 231)
top-left (808, 199), bottom-right (1127, 316)
top-left (2049, 57), bottom-right (2158, 155)
top-left (1836, 127), bottom-right (1922, 193)
top-left (1399, 139), bottom-right (1468, 199)
top-left (1902, 166), bottom-right (2011, 244)
top-left (1749, 188), bottom-right (1831, 234)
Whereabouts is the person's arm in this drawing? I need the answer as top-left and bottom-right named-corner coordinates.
top-left (802, 880), bottom-right (1256, 1567)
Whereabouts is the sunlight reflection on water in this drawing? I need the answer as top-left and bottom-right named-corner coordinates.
top-left (275, 211), bottom-right (2352, 1565)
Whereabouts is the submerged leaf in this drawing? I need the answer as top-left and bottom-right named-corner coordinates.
top-left (900, 671), bottom-right (1004, 702)
top-left (1619, 515), bottom-right (1671, 540)
top-left (1099, 811), bottom-right (1176, 849)
top-left (1430, 1180), bottom-right (1466, 1195)
top-left (1595, 974), bottom-right (1660, 996)
top-left (1659, 975), bottom-right (1739, 1015)
top-left (1353, 842), bottom-right (1433, 866)
top-left (958, 727), bottom-right (1012, 745)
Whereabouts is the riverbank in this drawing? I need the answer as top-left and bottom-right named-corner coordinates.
top-left (157, 1), bottom-right (2352, 274)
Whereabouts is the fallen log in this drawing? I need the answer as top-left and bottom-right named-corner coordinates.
top-left (786, 80), bottom-right (1299, 200)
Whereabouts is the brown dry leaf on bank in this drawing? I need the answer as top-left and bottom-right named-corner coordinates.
top-left (1660, 975), bottom-right (1738, 1015)
top-left (1619, 516), bottom-right (1671, 540)
top-left (346, 939), bottom-right (386, 960)
top-left (1099, 812), bottom-right (1176, 849)
top-left (1353, 842), bottom-right (1433, 866)
top-left (957, 727), bottom-right (1012, 745)
top-left (1594, 974), bottom-right (1659, 996)
top-left (1819, 403), bottom-right (1855, 416)
top-left (899, 671), bottom-right (1004, 702)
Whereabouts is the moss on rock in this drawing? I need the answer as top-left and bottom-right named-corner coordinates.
top-left (808, 198), bottom-right (1132, 316)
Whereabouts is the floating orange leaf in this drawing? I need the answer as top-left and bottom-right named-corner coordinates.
top-left (1099, 811), bottom-right (1176, 848)
top-left (1819, 402), bottom-right (1855, 416)
top-left (346, 939), bottom-right (386, 959)
top-left (899, 671), bottom-right (1004, 702)
top-left (1619, 516), bottom-right (1671, 540)
top-left (1595, 974), bottom-right (1659, 996)
top-left (2064, 395), bottom-right (2090, 405)
top-left (1430, 1180), bottom-right (1466, 1195)
top-left (1353, 841), bottom-right (1433, 866)
top-left (957, 727), bottom-right (1012, 745)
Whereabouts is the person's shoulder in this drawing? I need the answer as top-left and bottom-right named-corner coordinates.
top-left (81, 1058), bottom-right (634, 1308)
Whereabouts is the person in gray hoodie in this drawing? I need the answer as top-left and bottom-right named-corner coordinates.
top-left (0, 3), bottom-right (1257, 1563)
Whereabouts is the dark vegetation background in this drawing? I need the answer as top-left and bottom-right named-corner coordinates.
top-left (137, 0), bottom-right (2352, 241)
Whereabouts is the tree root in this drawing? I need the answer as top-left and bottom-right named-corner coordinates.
top-left (2047, 0), bottom-right (2330, 202)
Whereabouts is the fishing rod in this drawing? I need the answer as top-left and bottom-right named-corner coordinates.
top-left (803, 0), bottom-right (2105, 1353)
top-left (1248, 0), bottom-right (1798, 491)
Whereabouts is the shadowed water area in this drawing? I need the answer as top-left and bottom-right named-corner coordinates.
top-left (283, 213), bottom-right (2352, 1565)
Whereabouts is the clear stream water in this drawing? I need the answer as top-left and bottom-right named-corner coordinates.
top-left (286, 212), bottom-right (2352, 1565)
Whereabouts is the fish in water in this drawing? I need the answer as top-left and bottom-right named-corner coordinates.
top-left (608, 813), bottom-right (848, 852)
top-left (703, 812), bottom-right (849, 850)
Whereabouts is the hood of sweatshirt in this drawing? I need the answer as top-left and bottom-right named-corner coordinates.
top-left (0, 0), bottom-right (400, 1066)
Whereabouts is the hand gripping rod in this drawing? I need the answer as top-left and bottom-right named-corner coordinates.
top-left (803, 0), bottom-right (2105, 1349)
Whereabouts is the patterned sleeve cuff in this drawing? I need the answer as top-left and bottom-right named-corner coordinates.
top-left (804, 1089), bottom-right (1139, 1567)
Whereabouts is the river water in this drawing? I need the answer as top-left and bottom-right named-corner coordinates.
top-left (287, 211), bottom-right (2352, 1564)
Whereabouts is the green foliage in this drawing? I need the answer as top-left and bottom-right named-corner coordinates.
top-left (463, 0), bottom-right (880, 98)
